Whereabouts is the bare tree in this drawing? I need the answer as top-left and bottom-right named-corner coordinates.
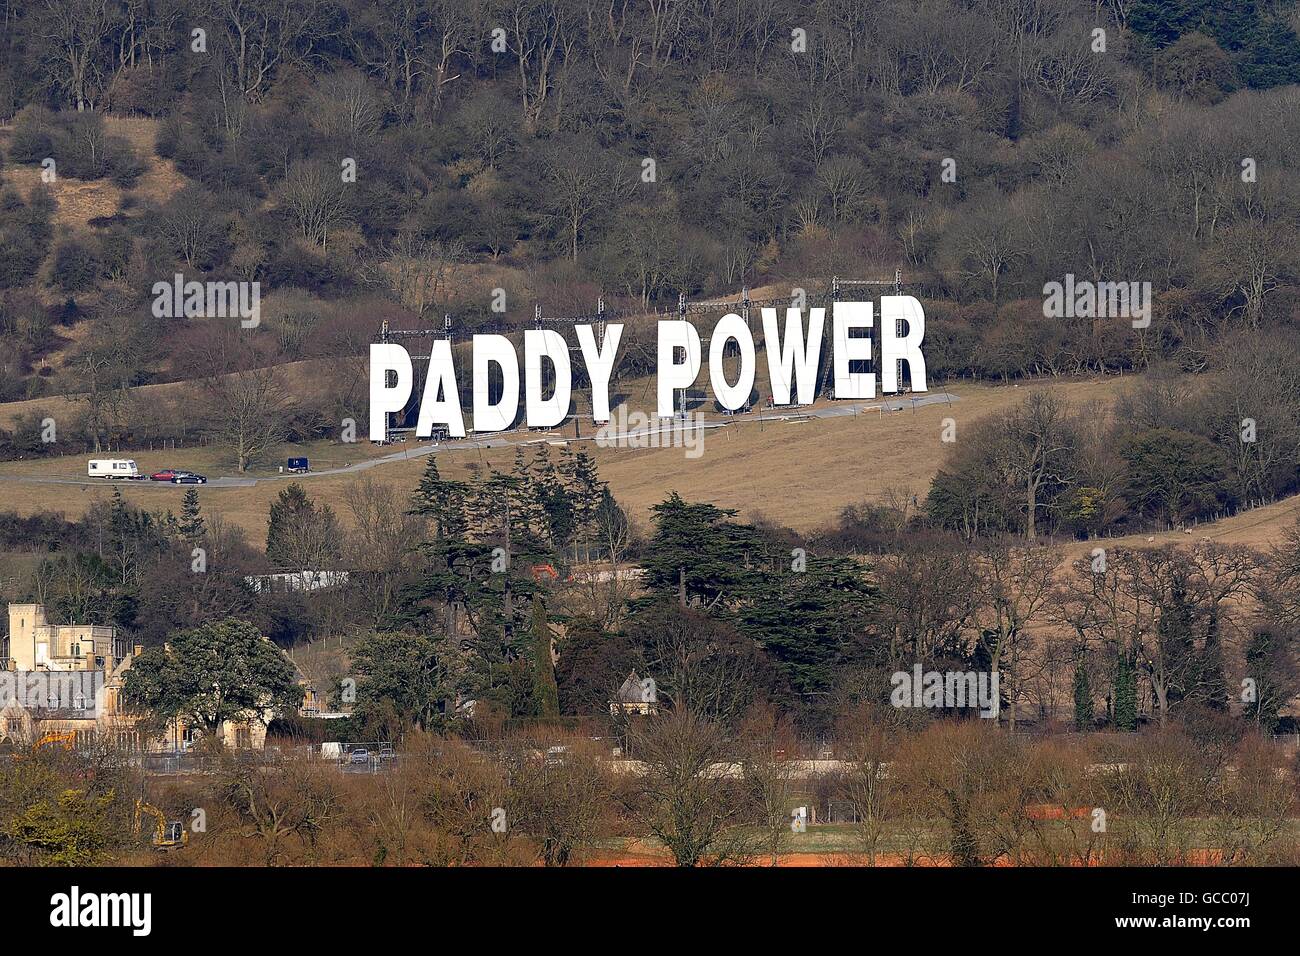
top-left (383, 232), bottom-right (464, 317)
top-left (501, 735), bottom-right (618, 866)
top-left (280, 161), bottom-right (350, 249)
top-left (343, 475), bottom-right (426, 624)
top-left (975, 539), bottom-right (1058, 728)
top-left (877, 539), bottom-right (984, 665)
top-left (624, 708), bottom-right (754, 867)
top-left (310, 70), bottom-right (384, 146)
top-left (503, 0), bottom-right (566, 131)
top-left (998, 390), bottom-right (1076, 540)
top-left (817, 155), bottom-right (868, 223)
top-left (40, 0), bottom-right (114, 111)
top-left (835, 702), bottom-right (908, 865)
top-left (157, 186), bottom-right (226, 269)
top-left (1100, 729), bottom-right (1227, 865)
top-left (543, 148), bottom-right (608, 264)
top-left (201, 366), bottom-right (292, 473)
top-left (210, 0), bottom-right (331, 103)
top-left (947, 191), bottom-right (1026, 305)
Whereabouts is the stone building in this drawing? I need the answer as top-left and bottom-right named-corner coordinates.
top-left (2, 603), bottom-right (274, 752)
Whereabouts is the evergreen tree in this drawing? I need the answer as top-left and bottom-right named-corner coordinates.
top-left (405, 456), bottom-right (498, 641)
top-left (530, 595), bottom-right (560, 719)
top-left (593, 486), bottom-right (628, 559)
top-left (737, 552), bottom-right (877, 700)
top-left (554, 615), bottom-right (637, 716)
top-left (351, 630), bottom-right (454, 730)
top-left (1196, 608), bottom-right (1229, 710)
top-left (403, 456), bottom-right (559, 707)
top-left (410, 455), bottom-right (469, 540)
top-left (1155, 576), bottom-right (1198, 708)
top-left (1113, 651), bottom-right (1138, 731)
top-left (121, 618), bottom-right (302, 738)
top-left (562, 447), bottom-right (605, 560)
top-left (1243, 628), bottom-right (1292, 731)
top-left (1073, 661), bottom-right (1093, 731)
top-left (640, 493), bottom-right (763, 608)
top-left (179, 488), bottom-right (206, 543)
top-left (266, 483), bottom-right (341, 569)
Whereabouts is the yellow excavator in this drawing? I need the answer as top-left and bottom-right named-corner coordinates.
top-left (9, 731), bottom-right (76, 761)
top-left (133, 799), bottom-right (188, 851)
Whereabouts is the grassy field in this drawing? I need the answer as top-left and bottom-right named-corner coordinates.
top-left (0, 376), bottom-right (1136, 541)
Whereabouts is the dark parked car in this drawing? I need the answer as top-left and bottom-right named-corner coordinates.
top-left (171, 472), bottom-right (207, 484)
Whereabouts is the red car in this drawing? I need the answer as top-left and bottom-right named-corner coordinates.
top-left (150, 469), bottom-right (182, 482)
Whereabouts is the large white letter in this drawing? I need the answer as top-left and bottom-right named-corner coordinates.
top-left (657, 320), bottom-right (701, 418)
top-left (524, 329), bottom-right (572, 428)
top-left (880, 296), bottom-right (927, 393)
top-left (708, 313), bottom-right (755, 411)
top-left (369, 344), bottom-right (412, 441)
top-left (473, 334), bottom-right (520, 432)
top-left (761, 307), bottom-right (824, 406)
top-left (832, 301), bottom-right (875, 399)
top-left (415, 339), bottom-right (466, 438)
top-left (576, 323), bottom-right (623, 422)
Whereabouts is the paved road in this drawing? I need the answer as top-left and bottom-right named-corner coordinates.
top-left (0, 391), bottom-right (959, 488)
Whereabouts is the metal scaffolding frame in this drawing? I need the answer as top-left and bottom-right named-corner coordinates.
top-left (375, 271), bottom-right (909, 436)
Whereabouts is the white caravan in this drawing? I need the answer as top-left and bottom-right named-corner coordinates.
top-left (87, 459), bottom-right (139, 479)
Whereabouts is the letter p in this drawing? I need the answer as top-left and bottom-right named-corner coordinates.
top-left (370, 344), bottom-right (413, 441)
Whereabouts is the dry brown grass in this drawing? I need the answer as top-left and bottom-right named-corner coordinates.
top-left (0, 116), bottom-right (183, 232)
top-left (0, 163), bottom-right (121, 229)
top-left (0, 357), bottom-right (354, 429)
top-left (1055, 494), bottom-right (1300, 559)
top-left (0, 376), bottom-right (1134, 542)
top-left (3, 364), bottom-right (1296, 561)
top-left (104, 116), bottom-right (187, 205)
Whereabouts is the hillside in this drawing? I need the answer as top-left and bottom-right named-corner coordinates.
top-left (0, 376), bottom-right (1131, 539)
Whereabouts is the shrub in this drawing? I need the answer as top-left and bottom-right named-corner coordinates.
top-left (50, 240), bottom-right (101, 292)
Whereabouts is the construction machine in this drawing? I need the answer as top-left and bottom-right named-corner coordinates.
top-left (8, 731), bottom-right (76, 761)
top-left (133, 799), bottom-right (188, 851)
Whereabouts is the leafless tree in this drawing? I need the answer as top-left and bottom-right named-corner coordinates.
top-left (501, 735), bottom-right (619, 866)
top-left (343, 475), bottom-right (426, 623)
top-left (1099, 729), bottom-right (1228, 865)
top-left (877, 539), bottom-right (984, 665)
top-left (975, 539), bottom-right (1058, 728)
top-left (40, 0), bottom-right (114, 111)
top-left (998, 390), bottom-right (1076, 540)
top-left (280, 160), bottom-right (350, 249)
top-left (310, 70), bottom-right (384, 146)
top-left (157, 186), bottom-right (226, 269)
top-left (835, 702), bottom-right (909, 864)
top-left (383, 232), bottom-right (464, 317)
top-left (209, 0), bottom-right (332, 103)
top-left (200, 365), bottom-right (292, 473)
top-left (624, 708), bottom-right (755, 867)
